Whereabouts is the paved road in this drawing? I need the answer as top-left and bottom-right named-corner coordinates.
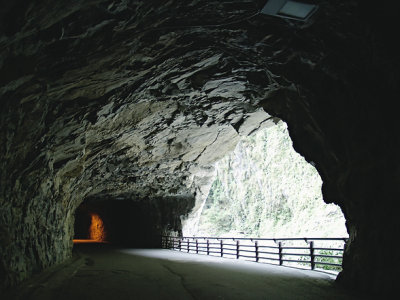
top-left (5, 243), bottom-right (360, 300)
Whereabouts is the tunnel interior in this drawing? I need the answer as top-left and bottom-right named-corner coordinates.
top-left (74, 205), bottom-right (107, 242)
top-left (0, 0), bottom-right (399, 297)
top-left (73, 206), bottom-right (93, 240)
top-left (74, 199), bottom-right (166, 248)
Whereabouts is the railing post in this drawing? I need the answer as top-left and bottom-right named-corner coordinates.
top-left (220, 240), bottom-right (224, 257)
top-left (236, 240), bottom-right (240, 259)
top-left (278, 242), bottom-right (283, 266)
top-left (255, 241), bottom-right (259, 262)
top-left (196, 239), bottom-right (199, 254)
top-left (310, 241), bottom-right (315, 270)
top-left (207, 239), bottom-right (210, 255)
top-left (187, 239), bottom-right (190, 253)
top-left (342, 241), bottom-right (347, 267)
top-left (178, 239), bottom-right (181, 251)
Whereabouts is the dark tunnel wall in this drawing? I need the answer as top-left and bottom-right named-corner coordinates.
top-left (0, 0), bottom-right (399, 297)
top-left (74, 206), bottom-right (91, 239)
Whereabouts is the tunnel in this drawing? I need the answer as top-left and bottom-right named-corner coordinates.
top-left (73, 197), bottom-right (182, 247)
top-left (0, 0), bottom-right (399, 298)
top-left (73, 204), bottom-right (107, 242)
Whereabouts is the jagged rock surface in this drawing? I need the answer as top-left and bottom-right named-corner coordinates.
top-left (0, 0), bottom-right (399, 296)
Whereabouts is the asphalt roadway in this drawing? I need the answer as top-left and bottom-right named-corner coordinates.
top-left (3, 243), bottom-right (361, 300)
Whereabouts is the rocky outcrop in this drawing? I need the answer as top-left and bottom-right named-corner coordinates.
top-left (0, 0), bottom-right (399, 296)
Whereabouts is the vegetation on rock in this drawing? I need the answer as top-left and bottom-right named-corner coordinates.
top-left (194, 121), bottom-right (347, 238)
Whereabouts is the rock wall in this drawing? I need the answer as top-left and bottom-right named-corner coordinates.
top-left (0, 0), bottom-right (399, 296)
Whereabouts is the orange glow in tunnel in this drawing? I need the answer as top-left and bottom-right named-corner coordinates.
top-left (73, 213), bottom-right (106, 244)
top-left (89, 213), bottom-right (106, 241)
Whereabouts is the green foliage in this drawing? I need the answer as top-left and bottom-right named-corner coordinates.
top-left (315, 249), bottom-right (343, 272)
top-left (196, 121), bottom-right (347, 238)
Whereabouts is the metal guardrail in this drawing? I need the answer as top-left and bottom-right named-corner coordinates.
top-left (162, 236), bottom-right (348, 272)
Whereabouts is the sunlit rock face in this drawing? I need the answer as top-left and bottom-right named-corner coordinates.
top-left (0, 0), bottom-right (398, 296)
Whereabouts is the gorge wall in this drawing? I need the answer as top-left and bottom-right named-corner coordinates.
top-left (1, 0), bottom-right (399, 296)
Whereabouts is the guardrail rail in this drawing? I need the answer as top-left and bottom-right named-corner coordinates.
top-left (162, 236), bottom-right (348, 272)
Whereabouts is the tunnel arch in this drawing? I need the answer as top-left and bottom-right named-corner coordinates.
top-left (0, 0), bottom-right (398, 297)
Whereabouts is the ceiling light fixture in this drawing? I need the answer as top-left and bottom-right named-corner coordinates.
top-left (261, 0), bottom-right (318, 22)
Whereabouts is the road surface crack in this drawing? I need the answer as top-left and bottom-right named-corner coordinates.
top-left (162, 264), bottom-right (198, 300)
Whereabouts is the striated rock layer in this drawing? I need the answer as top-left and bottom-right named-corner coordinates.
top-left (0, 0), bottom-right (399, 296)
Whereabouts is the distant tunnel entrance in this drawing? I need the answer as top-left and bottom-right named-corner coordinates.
top-left (74, 207), bottom-right (106, 242)
top-left (73, 199), bottom-right (162, 247)
top-left (73, 204), bottom-right (107, 244)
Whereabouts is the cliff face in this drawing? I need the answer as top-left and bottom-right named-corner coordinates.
top-left (0, 0), bottom-right (399, 295)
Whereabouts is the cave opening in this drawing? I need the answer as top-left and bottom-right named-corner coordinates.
top-left (184, 120), bottom-right (348, 239)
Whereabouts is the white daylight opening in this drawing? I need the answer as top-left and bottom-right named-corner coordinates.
top-left (184, 120), bottom-right (347, 239)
